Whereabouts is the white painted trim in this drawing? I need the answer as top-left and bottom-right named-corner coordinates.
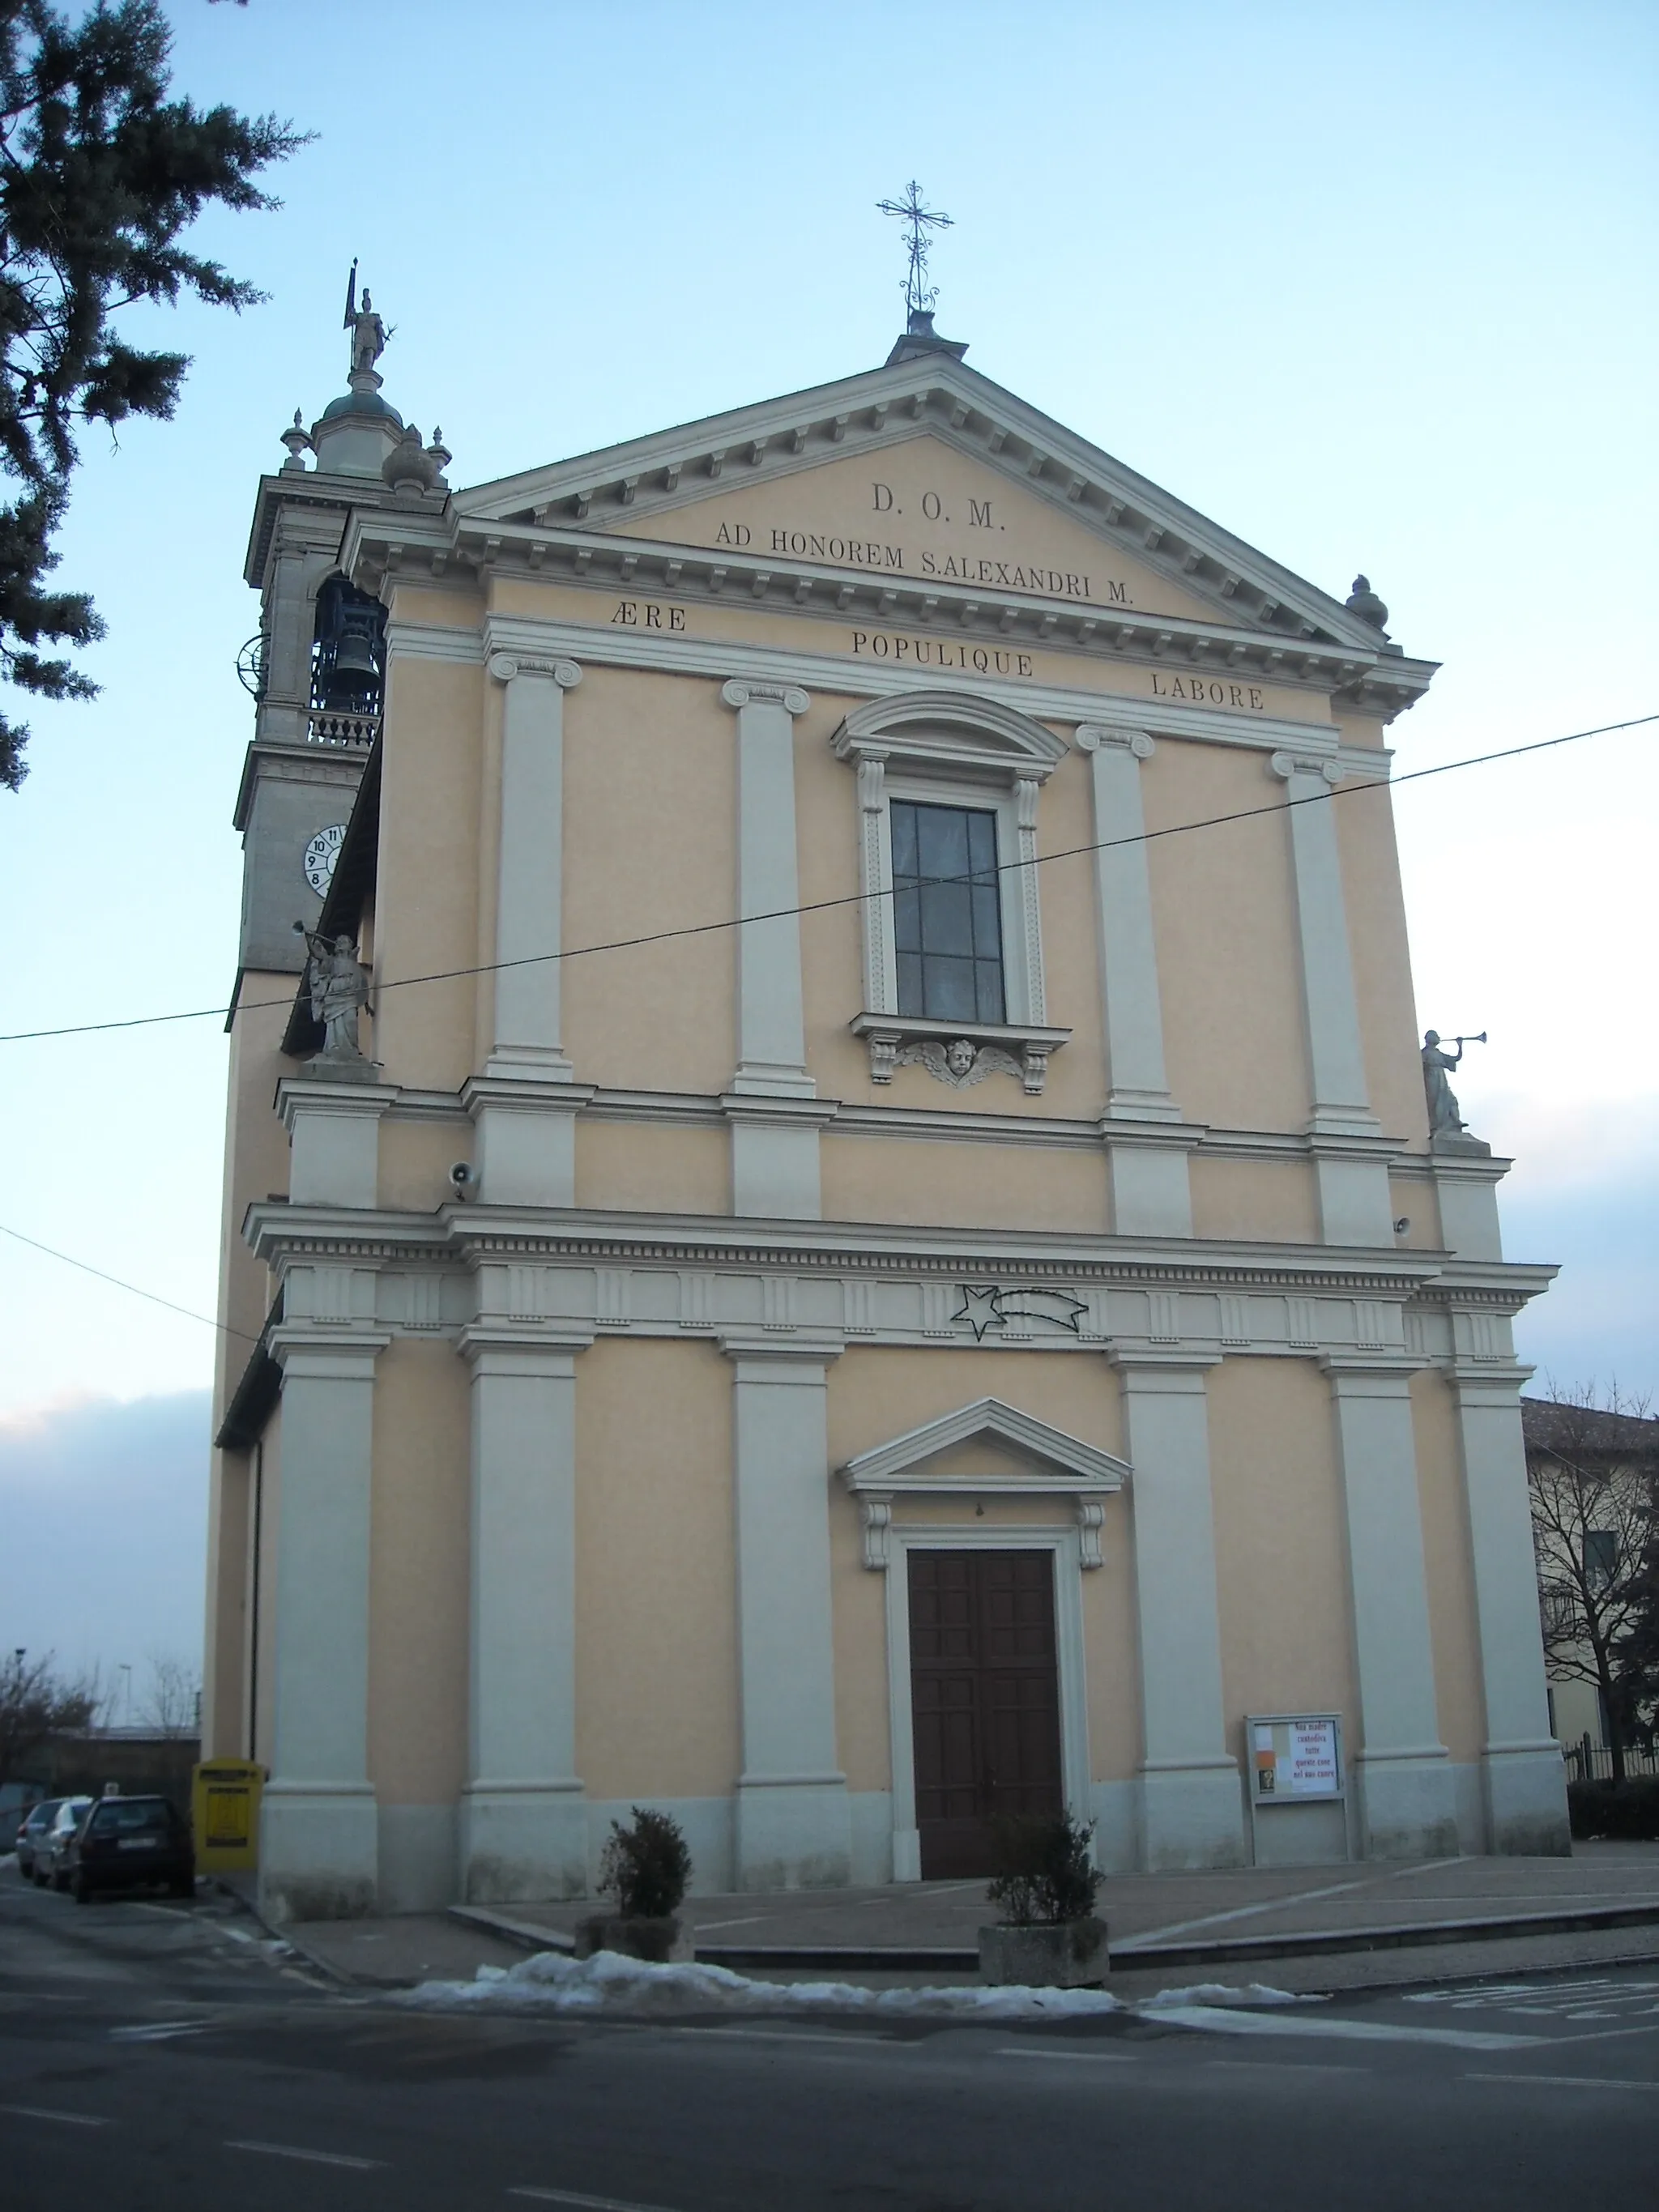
top-left (485, 654), bottom-right (581, 1080)
top-left (842, 1394), bottom-right (1129, 1490)
top-left (882, 1524), bottom-right (1093, 1883)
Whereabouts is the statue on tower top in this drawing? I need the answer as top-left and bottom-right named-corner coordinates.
top-left (343, 259), bottom-right (386, 377)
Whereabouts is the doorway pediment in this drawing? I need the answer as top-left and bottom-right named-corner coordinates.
top-left (840, 1396), bottom-right (1128, 1569)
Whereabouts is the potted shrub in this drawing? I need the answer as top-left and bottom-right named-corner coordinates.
top-left (978, 1810), bottom-right (1109, 1988)
top-left (574, 1806), bottom-right (695, 1964)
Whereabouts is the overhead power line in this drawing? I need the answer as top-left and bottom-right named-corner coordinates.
top-left (1, 710), bottom-right (1652, 1049)
top-left (0, 1221), bottom-right (258, 1342)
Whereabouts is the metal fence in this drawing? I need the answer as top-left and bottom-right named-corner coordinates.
top-left (1562, 1740), bottom-right (1659, 1783)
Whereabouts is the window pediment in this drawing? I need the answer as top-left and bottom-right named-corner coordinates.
top-left (832, 688), bottom-right (1068, 785)
top-left (840, 1396), bottom-right (1128, 1569)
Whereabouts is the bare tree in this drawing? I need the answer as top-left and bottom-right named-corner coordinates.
top-left (0, 1647), bottom-right (99, 1790)
top-left (135, 1653), bottom-right (202, 1738)
top-left (1526, 1383), bottom-right (1659, 1781)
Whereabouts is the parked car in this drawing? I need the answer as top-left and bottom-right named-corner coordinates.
top-left (62, 1795), bottom-right (194, 1903)
top-left (15, 1798), bottom-right (62, 1881)
top-left (39, 1796), bottom-right (94, 1889)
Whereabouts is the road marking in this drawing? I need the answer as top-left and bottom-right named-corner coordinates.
top-left (1465, 2071), bottom-right (1652, 2091)
top-left (1146, 2005), bottom-right (1535, 2051)
top-left (110, 2021), bottom-right (204, 2041)
top-left (689, 1914), bottom-right (770, 1933)
top-left (673, 2026), bottom-right (889, 2048)
top-left (1117, 1857), bottom-right (1461, 1950)
top-left (509, 2190), bottom-right (684, 2211)
top-left (224, 2139), bottom-right (385, 2170)
top-left (995, 2046), bottom-right (1139, 2065)
top-left (1205, 2058), bottom-right (1367, 2074)
top-left (1, 2103), bottom-right (110, 2127)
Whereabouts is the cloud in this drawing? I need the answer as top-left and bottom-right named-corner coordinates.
top-left (0, 1392), bottom-right (211, 1685)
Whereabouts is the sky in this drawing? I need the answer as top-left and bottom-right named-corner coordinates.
top-left (0, 1), bottom-right (1653, 1676)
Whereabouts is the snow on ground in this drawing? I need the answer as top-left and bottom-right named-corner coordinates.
top-left (394, 1947), bottom-right (1310, 2020)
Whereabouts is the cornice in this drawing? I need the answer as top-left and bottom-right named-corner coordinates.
top-left (247, 1198), bottom-right (1457, 1298)
top-left (346, 505), bottom-right (1428, 722)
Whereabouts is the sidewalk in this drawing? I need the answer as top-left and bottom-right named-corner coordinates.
top-left (269, 1843), bottom-right (1659, 2001)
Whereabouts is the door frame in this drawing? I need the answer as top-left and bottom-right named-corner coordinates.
top-left (885, 1524), bottom-right (1092, 1882)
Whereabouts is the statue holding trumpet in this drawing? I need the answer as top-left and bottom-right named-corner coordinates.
top-left (294, 922), bottom-right (372, 1063)
top-left (1422, 1028), bottom-right (1486, 1139)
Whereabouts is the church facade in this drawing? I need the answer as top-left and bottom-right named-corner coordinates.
top-left (206, 299), bottom-right (1569, 1920)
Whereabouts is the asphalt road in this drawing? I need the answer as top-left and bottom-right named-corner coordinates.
top-left (4, 1860), bottom-right (1658, 2211)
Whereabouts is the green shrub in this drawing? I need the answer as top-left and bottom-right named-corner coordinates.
top-left (987, 1810), bottom-right (1102, 1926)
top-left (598, 1805), bottom-right (693, 1918)
top-left (1567, 1778), bottom-right (1659, 1842)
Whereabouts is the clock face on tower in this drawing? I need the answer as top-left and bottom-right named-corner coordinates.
top-left (303, 823), bottom-right (347, 897)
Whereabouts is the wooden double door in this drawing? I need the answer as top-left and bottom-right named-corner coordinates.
top-left (907, 1549), bottom-right (1064, 1879)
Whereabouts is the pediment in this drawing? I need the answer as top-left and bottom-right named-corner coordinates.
top-left (456, 352), bottom-right (1399, 656)
top-left (841, 1396), bottom-right (1129, 1494)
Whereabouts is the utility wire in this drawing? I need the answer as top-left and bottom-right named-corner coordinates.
top-left (2, 710), bottom-right (1652, 1049)
top-left (0, 1221), bottom-right (258, 1343)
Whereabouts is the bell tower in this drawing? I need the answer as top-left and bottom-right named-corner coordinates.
top-left (231, 271), bottom-right (450, 990)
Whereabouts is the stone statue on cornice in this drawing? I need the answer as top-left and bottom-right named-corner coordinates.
top-left (298, 927), bottom-right (371, 1060)
top-left (1422, 1030), bottom-right (1467, 1137)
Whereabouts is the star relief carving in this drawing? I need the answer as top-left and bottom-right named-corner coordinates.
top-left (895, 1037), bottom-right (1022, 1088)
top-left (953, 1285), bottom-right (1090, 1340)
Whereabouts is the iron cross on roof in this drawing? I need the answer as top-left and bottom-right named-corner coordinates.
top-left (876, 181), bottom-right (953, 317)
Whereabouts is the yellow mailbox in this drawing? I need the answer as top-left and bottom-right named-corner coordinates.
top-left (191, 1760), bottom-right (265, 1873)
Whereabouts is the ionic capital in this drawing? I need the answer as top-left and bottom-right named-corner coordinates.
top-left (488, 652), bottom-right (582, 689)
top-left (1269, 748), bottom-right (1343, 787)
top-left (1075, 722), bottom-right (1154, 761)
top-left (721, 678), bottom-right (811, 717)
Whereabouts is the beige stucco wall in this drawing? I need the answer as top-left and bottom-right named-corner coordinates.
top-left (1147, 739), bottom-right (1309, 1132)
top-left (1209, 1357), bottom-right (1358, 1767)
top-left (561, 667), bottom-right (736, 1093)
top-left (368, 1340), bottom-right (470, 1807)
top-left (576, 1119), bottom-right (730, 1216)
top-left (379, 1115), bottom-right (471, 1213)
top-left (826, 1350), bottom-right (1137, 1790)
top-left (821, 1134), bottom-right (1107, 1234)
top-left (574, 1340), bottom-right (739, 1800)
top-left (1410, 1368), bottom-right (1486, 1763)
top-left (252, 1408), bottom-right (280, 1773)
top-left (1333, 766), bottom-right (1431, 1145)
top-left (373, 657), bottom-right (485, 1090)
top-left (1190, 1157), bottom-right (1320, 1246)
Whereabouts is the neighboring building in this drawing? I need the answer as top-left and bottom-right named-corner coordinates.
top-left (1523, 1395), bottom-right (1659, 1764)
top-left (205, 294), bottom-right (1569, 1921)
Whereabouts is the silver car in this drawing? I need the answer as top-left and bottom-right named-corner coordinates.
top-left (15, 1797), bottom-right (62, 1881)
top-left (39, 1796), bottom-right (94, 1890)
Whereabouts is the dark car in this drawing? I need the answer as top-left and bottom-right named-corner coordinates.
top-left (62, 1796), bottom-right (194, 1903)
top-left (15, 1797), bottom-right (62, 1881)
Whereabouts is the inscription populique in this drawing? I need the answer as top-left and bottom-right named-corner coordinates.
top-left (850, 629), bottom-right (1034, 679)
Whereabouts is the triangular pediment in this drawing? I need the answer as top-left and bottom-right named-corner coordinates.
top-left (840, 1396), bottom-right (1129, 1494)
top-left (456, 352), bottom-right (1398, 654)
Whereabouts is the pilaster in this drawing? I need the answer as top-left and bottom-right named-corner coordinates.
top-left (484, 651), bottom-right (582, 1082)
top-left (258, 1329), bottom-right (390, 1921)
top-left (1111, 1353), bottom-right (1246, 1869)
top-left (1448, 1363), bottom-right (1571, 1854)
top-left (457, 1323), bottom-right (595, 1902)
top-left (722, 1336), bottom-right (850, 1888)
top-left (1269, 749), bottom-right (1392, 1246)
top-left (721, 679), bottom-right (822, 1217)
top-left (1077, 722), bottom-right (1194, 1237)
top-left (1323, 1356), bottom-right (1458, 1857)
top-left (277, 1077), bottom-right (398, 1208)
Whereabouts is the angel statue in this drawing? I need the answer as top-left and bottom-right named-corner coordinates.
top-left (896, 1036), bottom-right (1022, 1089)
top-left (1421, 1030), bottom-right (1466, 1136)
top-left (296, 927), bottom-right (371, 1061)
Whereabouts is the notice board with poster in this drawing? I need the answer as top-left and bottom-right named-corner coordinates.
top-left (1244, 1712), bottom-right (1350, 1865)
